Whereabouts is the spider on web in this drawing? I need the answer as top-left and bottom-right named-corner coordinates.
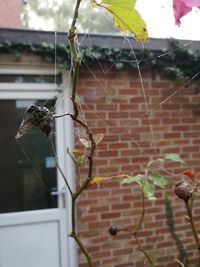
top-left (15, 105), bottom-right (54, 140)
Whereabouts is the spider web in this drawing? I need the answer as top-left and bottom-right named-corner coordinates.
top-left (16, 5), bottom-right (200, 198)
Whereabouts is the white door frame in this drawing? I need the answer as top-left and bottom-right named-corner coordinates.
top-left (0, 66), bottom-right (77, 267)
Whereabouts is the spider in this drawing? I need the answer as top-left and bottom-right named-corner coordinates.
top-left (15, 105), bottom-right (54, 140)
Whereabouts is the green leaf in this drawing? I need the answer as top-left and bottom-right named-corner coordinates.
top-left (122, 174), bottom-right (156, 200)
top-left (93, 0), bottom-right (148, 42)
top-left (164, 153), bottom-right (186, 164)
top-left (121, 174), bottom-right (147, 184)
top-left (141, 182), bottom-right (156, 200)
top-left (149, 172), bottom-right (173, 189)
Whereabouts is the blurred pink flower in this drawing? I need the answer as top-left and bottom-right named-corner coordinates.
top-left (182, 0), bottom-right (200, 6)
top-left (173, 0), bottom-right (200, 26)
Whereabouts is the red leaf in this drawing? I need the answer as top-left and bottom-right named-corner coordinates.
top-left (182, 169), bottom-right (196, 180)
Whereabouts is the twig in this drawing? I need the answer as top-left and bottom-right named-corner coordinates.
top-left (121, 226), bottom-right (154, 266)
top-left (68, 0), bottom-right (82, 119)
top-left (132, 189), bottom-right (154, 266)
top-left (56, 0), bottom-right (97, 265)
top-left (54, 113), bottom-right (96, 196)
top-left (185, 199), bottom-right (200, 257)
top-left (134, 190), bottom-right (145, 234)
top-left (70, 232), bottom-right (93, 267)
top-left (132, 232), bottom-right (154, 266)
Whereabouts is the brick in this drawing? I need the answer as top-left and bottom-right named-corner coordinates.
top-left (98, 150), bottom-right (119, 157)
top-left (162, 103), bottom-right (181, 110)
top-left (92, 251), bottom-right (111, 259)
top-left (151, 81), bottom-right (170, 88)
top-left (103, 135), bottom-right (119, 142)
top-left (89, 221), bottom-right (110, 229)
top-left (78, 199), bottom-right (98, 207)
top-left (182, 146), bottom-right (199, 153)
top-left (101, 212), bottom-right (121, 219)
top-left (111, 188), bottom-right (132, 195)
top-left (109, 112), bottom-right (130, 118)
top-left (138, 230), bottom-right (153, 237)
top-left (90, 206), bottom-right (109, 213)
top-left (172, 125), bottom-right (189, 131)
top-left (112, 203), bottom-right (131, 210)
top-left (0, 0), bottom-right (21, 28)
top-left (96, 104), bottom-right (117, 111)
top-left (80, 214), bottom-right (97, 223)
top-left (164, 132), bottom-right (181, 139)
top-left (109, 158), bottom-right (130, 165)
top-left (80, 230), bottom-right (99, 238)
top-left (84, 96), bottom-right (106, 103)
top-left (98, 166), bottom-right (119, 174)
top-left (99, 181), bottom-right (119, 189)
top-left (88, 190), bottom-right (110, 198)
top-left (74, 65), bottom-right (200, 267)
top-left (113, 248), bottom-right (133, 256)
top-left (83, 80), bottom-right (106, 87)
top-left (109, 143), bottom-right (129, 149)
top-left (119, 89), bottom-right (139, 95)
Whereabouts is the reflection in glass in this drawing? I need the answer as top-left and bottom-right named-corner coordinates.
top-left (0, 99), bottom-right (57, 213)
top-left (0, 74), bottom-right (62, 84)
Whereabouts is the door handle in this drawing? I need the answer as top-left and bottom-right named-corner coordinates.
top-left (51, 188), bottom-right (66, 208)
top-left (51, 187), bottom-right (66, 196)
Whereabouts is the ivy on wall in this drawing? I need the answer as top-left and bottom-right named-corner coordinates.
top-left (0, 40), bottom-right (199, 82)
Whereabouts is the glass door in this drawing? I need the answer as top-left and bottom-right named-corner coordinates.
top-left (0, 99), bottom-right (57, 213)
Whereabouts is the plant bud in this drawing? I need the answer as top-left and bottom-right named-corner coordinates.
top-left (109, 225), bottom-right (118, 236)
top-left (174, 181), bottom-right (193, 201)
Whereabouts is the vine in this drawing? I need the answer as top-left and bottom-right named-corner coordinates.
top-left (0, 40), bottom-right (199, 83)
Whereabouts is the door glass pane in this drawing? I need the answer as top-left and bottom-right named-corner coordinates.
top-left (0, 74), bottom-right (62, 84)
top-left (0, 99), bottom-right (57, 213)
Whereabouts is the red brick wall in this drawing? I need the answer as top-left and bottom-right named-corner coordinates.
top-left (0, 0), bottom-right (22, 28)
top-left (76, 64), bottom-right (200, 267)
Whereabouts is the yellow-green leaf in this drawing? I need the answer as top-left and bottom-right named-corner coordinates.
top-left (90, 176), bottom-right (105, 185)
top-left (72, 149), bottom-right (84, 158)
top-left (93, 0), bottom-right (148, 42)
top-left (90, 174), bottom-right (129, 185)
top-left (102, 0), bottom-right (135, 10)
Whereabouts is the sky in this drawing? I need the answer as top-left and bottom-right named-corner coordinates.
top-left (136, 0), bottom-right (200, 40)
top-left (27, 0), bottom-right (200, 41)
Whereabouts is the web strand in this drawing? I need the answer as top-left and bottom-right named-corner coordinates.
top-left (17, 7), bottom-right (200, 191)
top-left (16, 140), bottom-right (50, 194)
